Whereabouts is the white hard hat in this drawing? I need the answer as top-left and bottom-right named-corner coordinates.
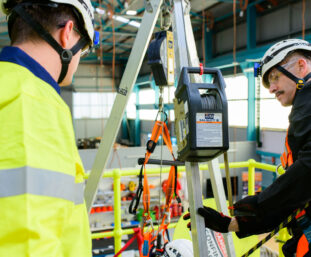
top-left (0, 0), bottom-right (96, 46)
top-left (0, 0), bottom-right (99, 84)
top-left (260, 39), bottom-right (311, 86)
top-left (164, 239), bottom-right (194, 257)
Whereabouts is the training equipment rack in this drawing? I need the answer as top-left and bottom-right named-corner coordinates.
top-left (84, 0), bottom-right (236, 256)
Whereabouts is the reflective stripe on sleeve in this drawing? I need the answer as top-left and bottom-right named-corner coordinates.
top-left (0, 166), bottom-right (85, 205)
top-left (75, 182), bottom-right (85, 205)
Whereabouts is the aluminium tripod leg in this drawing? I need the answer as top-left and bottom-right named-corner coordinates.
top-left (208, 158), bottom-right (236, 257)
top-left (172, 0), bottom-right (236, 256)
top-left (84, 0), bottom-right (164, 213)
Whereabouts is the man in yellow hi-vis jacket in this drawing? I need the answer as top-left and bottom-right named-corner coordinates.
top-left (0, 0), bottom-right (99, 256)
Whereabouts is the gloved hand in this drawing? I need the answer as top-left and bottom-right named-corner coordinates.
top-left (183, 206), bottom-right (231, 233)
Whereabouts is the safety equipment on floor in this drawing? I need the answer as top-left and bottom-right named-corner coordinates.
top-left (183, 206), bottom-right (231, 233)
top-left (163, 239), bottom-right (194, 257)
top-left (254, 39), bottom-right (311, 89)
top-left (0, 0), bottom-right (99, 84)
top-left (174, 67), bottom-right (229, 162)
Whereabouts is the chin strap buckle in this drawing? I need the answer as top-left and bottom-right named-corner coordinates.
top-left (61, 49), bottom-right (73, 64)
top-left (297, 79), bottom-right (305, 90)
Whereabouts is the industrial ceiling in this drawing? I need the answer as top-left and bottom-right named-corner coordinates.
top-left (0, 0), bottom-right (309, 93)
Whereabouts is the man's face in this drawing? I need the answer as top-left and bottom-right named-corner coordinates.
top-left (266, 62), bottom-right (297, 107)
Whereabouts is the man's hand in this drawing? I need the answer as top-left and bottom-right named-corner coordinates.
top-left (183, 206), bottom-right (232, 233)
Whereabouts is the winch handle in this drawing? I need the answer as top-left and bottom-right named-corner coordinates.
top-left (184, 66), bottom-right (221, 76)
top-left (181, 67), bottom-right (224, 87)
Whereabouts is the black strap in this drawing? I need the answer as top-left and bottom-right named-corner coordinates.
top-left (12, 4), bottom-right (88, 84)
top-left (174, 166), bottom-right (181, 204)
top-left (276, 65), bottom-right (311, 90)
top-left (57, 37), bottom-right (87, 83)
top-left (303, 72), bottom-right (311, 83)
top-left (129, 165), bottom-right (144, 214)
top-left (13, 5), bottom-right (64, 54)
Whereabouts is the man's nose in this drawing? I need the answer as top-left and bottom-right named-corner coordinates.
top-left (269, 82), bottom-right (277, 94)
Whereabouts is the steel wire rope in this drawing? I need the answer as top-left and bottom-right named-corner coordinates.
top-left (202, 10), bottom-right (206, 66)
top-left (107, 4), bottom-right (116, 92)
top-left (157, 86), bottom-right (164, 238)
top-left (233, 0), bottom-right (237, 75)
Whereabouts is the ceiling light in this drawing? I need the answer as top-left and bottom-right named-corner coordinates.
top-left (95, 8), bottom-right (106, 15)
top-left (126, 10), bottom-right (137, 16)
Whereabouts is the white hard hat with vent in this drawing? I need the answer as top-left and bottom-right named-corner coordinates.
top-left (0, 0), bottom-right (99, 84)
top-left (260, 39), bottom-right (311, 86)
top-left (164, 239), bottom-right (194, 257)
top-left (0, 0), bottom-right (95, 46)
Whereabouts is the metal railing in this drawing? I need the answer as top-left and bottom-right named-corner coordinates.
top-left (86, 159), bottom-right (289, 257)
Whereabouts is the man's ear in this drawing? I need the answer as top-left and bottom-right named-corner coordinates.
top-left (297, 58), bottom-right (309, 77)
top-left (60, 20), bottom-right (74, 48)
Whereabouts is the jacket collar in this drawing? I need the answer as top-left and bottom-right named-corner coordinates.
top-left (0, 46), bottom-right (60, 95)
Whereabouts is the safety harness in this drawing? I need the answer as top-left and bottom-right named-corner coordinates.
top-left (280, 131), bottom-right (311, 257)
top-left (280, 130), bottom-right (293, 169)
top-left (241, 131), bottom-right (311, 257)
top-left (129, 119), bottom-right (181, 257)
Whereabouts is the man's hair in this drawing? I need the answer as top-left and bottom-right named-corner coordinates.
top-left (5, 1), bottom-right (86, 45)
top-left (283, 50), bottom-right (311, 64)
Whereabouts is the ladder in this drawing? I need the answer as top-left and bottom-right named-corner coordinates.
top-left (84, 0), bottom-right (236, 256)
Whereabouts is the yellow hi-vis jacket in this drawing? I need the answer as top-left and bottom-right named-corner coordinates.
top-left (0, 55), bottom-right (91, 256)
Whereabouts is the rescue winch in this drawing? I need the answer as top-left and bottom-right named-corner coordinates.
top-left (173, 67), bottom-right (229, 162)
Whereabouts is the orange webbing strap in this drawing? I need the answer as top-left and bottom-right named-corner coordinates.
top-left (296, 234), bottom-right (309, 257)
top-left (164, 165), bottom-right (176, 212)
top-left (141, 120), bottom-right (180, 256)
top-left (142, 120), bottom-right (173, 218)
top-left (280, 129), bottom-right (294, 169)
top-left (161, 122), bottom-right (174, 158)
top-left (141, 230), bottom-right (155, 257)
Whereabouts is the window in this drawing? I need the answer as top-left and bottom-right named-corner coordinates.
top-left (73, 92), bottom-right (116, 119)
top-left (126, 93), bottom-right (137, 119)
top-left (224, 75), bottom-right (248, 127)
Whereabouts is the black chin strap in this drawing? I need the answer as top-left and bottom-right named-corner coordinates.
top-left (12, 4), bottom-right (88, 84)
top-left (276, 64), bottom-right (311, 90)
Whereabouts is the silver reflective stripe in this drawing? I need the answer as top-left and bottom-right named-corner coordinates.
top-left (0, 166), bottom-right (84, 205)
top-left (75, 182), bottom-right (85, 205)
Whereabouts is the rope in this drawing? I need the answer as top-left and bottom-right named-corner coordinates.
top-left (202, 10), bottom-right (206, 66)
top-left (239, 0), bottom-right (248, 12)
top-left (256, 76), bottom-right (262, 147)
top-left (233, 0), bottom-right (237, 75)
top-left (241, 202), bottom-right (310, 257)
top-left (108, 5), bottom-right (116, 92)
top-left (99, 1), bottom-right (104, 67)
top-left (302, 0), bottom-right (305, 39)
